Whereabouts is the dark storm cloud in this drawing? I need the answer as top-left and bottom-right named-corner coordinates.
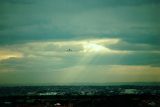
top-left (1, 0), bottom-right (160, 6)
top-left (0, 0), bottom-right (160, 45)
top-left (116, 34), bottom-right (160, 46)
top-left (107, 40), bottom-right (160, 51)
top-left (0, 0), bottom-right (34, 4)
top-left (81, 52), bottom-right (159, 66)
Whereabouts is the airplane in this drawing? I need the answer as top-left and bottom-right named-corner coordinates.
top-left (66, 48), bottom-right (72, 52)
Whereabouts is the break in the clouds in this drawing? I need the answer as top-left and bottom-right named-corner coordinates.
top-left (0, 0), bottom-right (160, 85)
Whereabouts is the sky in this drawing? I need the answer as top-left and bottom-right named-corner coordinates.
top-left (0, 0), bottom-right (160, 85)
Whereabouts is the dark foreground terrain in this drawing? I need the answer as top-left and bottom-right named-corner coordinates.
top-left (0, 95), bottom-right (160, 107)
top-left (0, 85), bottom-right (160, 107)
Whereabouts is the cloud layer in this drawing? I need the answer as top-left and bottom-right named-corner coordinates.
top-left (0, 0), bottom-right (160, 85)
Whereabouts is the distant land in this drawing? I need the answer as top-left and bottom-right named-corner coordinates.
top-left (0, 82), bottom-right (160, 87)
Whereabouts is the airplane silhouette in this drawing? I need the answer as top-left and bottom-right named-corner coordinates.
top-left (66, 48), bottom-right (72, 52)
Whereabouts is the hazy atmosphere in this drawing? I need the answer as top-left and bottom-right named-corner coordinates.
top-left (0, 0), bottom-right (160, 85)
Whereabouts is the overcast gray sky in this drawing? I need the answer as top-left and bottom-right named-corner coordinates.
top-left (0, 0), bottom-right (160, 85)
